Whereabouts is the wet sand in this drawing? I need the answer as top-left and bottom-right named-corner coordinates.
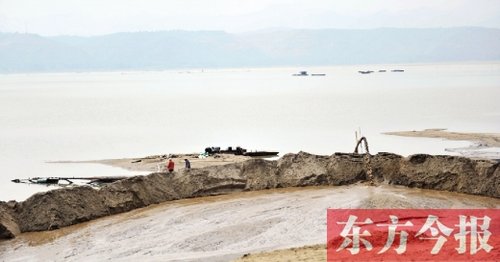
top-left (1, 185), bottom-right (498, 261)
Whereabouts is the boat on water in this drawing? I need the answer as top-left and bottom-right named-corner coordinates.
top-left (243, 151), bottom-right (279, 157)
top-left (292, 71), bottom-right (326, 76)
top-left (292, 71), bottom-right (308, 76)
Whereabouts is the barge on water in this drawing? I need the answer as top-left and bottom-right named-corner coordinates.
top-left (292, 71), bottom-right (326, 76)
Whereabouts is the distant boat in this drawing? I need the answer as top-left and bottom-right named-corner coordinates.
top-left (391, 69), bottom-right (404, 72)
top-left (311, 73), bottom-right (326, 76)
top-left (244, 151), bottom-right (279, 157)
top-left (358, 70), bottom-right (374, 74)
top-left (292, 71), bottom-right (308, 76)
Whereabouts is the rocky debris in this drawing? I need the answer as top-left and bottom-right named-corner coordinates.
top-left (1, 151), bottom-right (499, 240)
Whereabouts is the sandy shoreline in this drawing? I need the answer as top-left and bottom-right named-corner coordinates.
top-left (50, 153), bottom-right (255, 173)
top-left (384, 128), bottom-right (500, 160)
top-left (384, 128), bottom-right (500, 147)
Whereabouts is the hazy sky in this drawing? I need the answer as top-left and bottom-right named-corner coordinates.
top-left (1, 0), bottom-right (500, 36)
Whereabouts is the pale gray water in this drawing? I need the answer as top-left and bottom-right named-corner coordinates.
top-left (1, 63), bottom-right (500, 201)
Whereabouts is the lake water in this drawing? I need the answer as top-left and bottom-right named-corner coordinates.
top-left (1, 62), bottom-right (500, 201)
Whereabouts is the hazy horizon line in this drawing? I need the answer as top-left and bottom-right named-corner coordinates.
top-left (2, 25), bottom-right (500, 38)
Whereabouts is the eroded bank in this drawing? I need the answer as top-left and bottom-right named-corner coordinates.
top-left (1, 151), bottom-right (499, 239)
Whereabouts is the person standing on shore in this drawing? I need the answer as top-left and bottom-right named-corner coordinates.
top-left (184, 159), bottom-right (191, 170)
top-left (167, 159), bottom-right (175, 173)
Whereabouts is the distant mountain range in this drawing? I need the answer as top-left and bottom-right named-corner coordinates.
top-left (1, 27), bottom-right (499, 73)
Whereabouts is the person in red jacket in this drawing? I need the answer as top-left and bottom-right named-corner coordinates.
top-left (167, 159), bottom-right (175, 173)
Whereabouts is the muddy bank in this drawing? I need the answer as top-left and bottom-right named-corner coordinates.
top-left (1, 151), bottom-right (499, 240)
top-left (1, 186), bottom-right (498, 261)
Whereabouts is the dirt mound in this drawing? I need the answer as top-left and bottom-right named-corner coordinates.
top-left (1, 152), bottom-right (499, 240)
top-left (385, 154), bottom-right (499, 196)
top-left (0, 202), bottom-right (20, 239)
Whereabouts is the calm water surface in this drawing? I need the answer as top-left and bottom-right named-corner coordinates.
top-left (1, 63), bottom-right (499, 200)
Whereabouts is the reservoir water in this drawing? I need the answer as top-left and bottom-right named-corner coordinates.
top-left (1, 62), bottom-right (500, 201)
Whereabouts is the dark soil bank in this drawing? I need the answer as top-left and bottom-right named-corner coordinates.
top-left (1, 152), bottom-right (499, 239)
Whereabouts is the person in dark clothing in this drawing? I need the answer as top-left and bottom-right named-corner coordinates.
top-left (184, 159), bottom-right (191, 170)
top-left (167, 159), bottom-right (175, 173)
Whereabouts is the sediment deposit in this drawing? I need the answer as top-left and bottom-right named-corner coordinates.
top-left (1, 151), bottom-right (499, 240)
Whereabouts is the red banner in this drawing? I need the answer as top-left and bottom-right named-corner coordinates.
top-left (327, 209), bottom-right (500, 261)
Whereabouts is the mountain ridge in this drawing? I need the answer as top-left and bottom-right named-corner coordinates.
top-left (1, 27), bottom-right (499, 73)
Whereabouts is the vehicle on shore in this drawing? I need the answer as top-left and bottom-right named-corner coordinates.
top-left (205, 146), bottom-right (279, 157)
